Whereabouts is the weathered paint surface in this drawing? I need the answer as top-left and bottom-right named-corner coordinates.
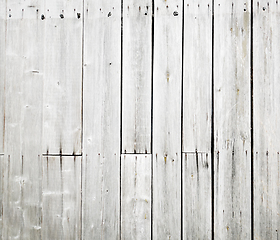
top-left (254, 1), bottom-right (280, 239)
top-left (82, 0), bottom-right (121, 239)
top-left (153, 0), bottom-right (182, 238)
top-left (183, 153), bottom-right (211, 239)
top-left (121, 154), bottom-right (151, 239)
top-left (122, 0), bottom-right (152, 154)
top-left (42, 156), bottom-right (81, 239)
top-left (42, 0), bottom-right (82, 155)
top-left (214, 1), bottom-right (251, 239)
top-left (1, 0), bottom-right (280, 239)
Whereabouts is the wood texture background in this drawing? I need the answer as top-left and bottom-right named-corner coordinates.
top-left (0, 0), bottom-right (279, 239)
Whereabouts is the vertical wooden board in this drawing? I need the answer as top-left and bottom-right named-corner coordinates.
top-left (42, 156), bottom-right (81, 240)
top-left (3, 2), bottom-right (44, 239)
top-left (183, 153), bottom-right (211, 239)
top-left (183, 0), bottom-right (212, 152)
top-left (152, 0), bottom-right (182, 238)
top-left (253, 2), bottom-right (280, 238)
top-left (214, 1), bottom-right (251, 239)
top-left (122, 0), bottom-right (152, 154)
top-left (121, 154), bottom-right (151, 239)
top-left (42, 0), bottom-right (82, 155)
top-left (0, 0), bottom-right (5, 153)
top-left (82, 1), bottom-right (121, 239)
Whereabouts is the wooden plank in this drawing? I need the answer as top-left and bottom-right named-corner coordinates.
top-left (122, 0), bottom-right (152, 154)
top-left (214, 1), bottom-right (251, 238)
top-left (3, 2), bottom-right (44, 239)
top-left (42, 0), bottom-right (82, 155)
top-left (183, 0), bottom-right (212, 153)
top-left (42, 156), bottom-right (81, 239)
top-left (183, 152), bottom-right (211, 239)
top-left (121, 154), bottom-right (151, 239)
top-left (253, 2), bottom-right (280, 238)
top-left (182, 1), bottom-right (212, 237)
top-left (0, 0), bottom-right (5, 154)
top-left (0, 155), bottom-right (3, 236)
top-left (152, 1), bottom-right (182, 238)
top-left (82, 1), bottom-right (121, 239)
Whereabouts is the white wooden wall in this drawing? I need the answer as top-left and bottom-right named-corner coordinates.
top-left (0, 0), bottom-right (280, 239)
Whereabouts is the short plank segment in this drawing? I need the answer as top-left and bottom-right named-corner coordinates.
top-left (183, 0), bottom-right (212, 153)
top-left (0, 155), bottom-right (4, 236)
top-left (42, 156), bottom-right (81, 240)
top-left (214, 1), bottom-right (251, 239)
top-left (42, 0), bottom-right (82, 155)
top-left (153, 0), bottom-right (182, 238)
top-left (3, 2), bottom-right (44, 239)
top-left (121, 154), bottom-right (151, 239)
top-left (254, 1), bottom-right (280, 238)
top-left (122, 0), bottom-right (152, 154)
top-left (82, 1), bottom-right (121, 239)
top-left (183, 152), bottom-right (211, 239)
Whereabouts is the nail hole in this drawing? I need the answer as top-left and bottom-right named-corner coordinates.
top-left (9, 14), bottom-right (11, 17)
top-left (108, 12), bottom-right (112, 17)
top-left (77, 13), bottom-right (81, 19)
top-left (41, 14), bottom-right (45, 20)
top-left (60, 14), bottom-right (64, 19)
top-left (173, 11), bottom-right (178, 16)
top-left (263, 7), bottom-right (266, 10)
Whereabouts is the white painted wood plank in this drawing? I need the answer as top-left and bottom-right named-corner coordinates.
top-left (153, 1), bottom-right (182, 238)
top-left (122, 0), bottom-right (152, 154)
top-left (42, 0), bottom-right (82, 155)
top-left (0, 155), bottom-right (3, 236)
top-left (183, 0), bottom-right (212, 153)
top-left (82, 1), bottom-right (121, 239)
top-left (183, 153), bottom-right (211, 239)
top-left (42, 156), bottom-right (81, 240)
top-left (3, 2), bottom-right (44, 238)
top-left (253, 2), bottom-right (280, 238)
top-left (121, 154), bottom-right (151, 239)
top-left (214, 1), bottom-right (251, 239)
top-left (0, 0), bottom-right (5, 154)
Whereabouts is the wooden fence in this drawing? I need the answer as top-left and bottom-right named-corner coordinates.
top-left (0, 0), bottom-right (279, 239)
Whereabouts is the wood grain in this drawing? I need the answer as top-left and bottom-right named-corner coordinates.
top-left (254, 1), bottom-right (280, 238)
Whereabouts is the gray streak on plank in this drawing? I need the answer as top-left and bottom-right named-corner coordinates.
top-left (122, 0), bottom-right (152, 154)
top-left (153, 0), bottom-right (182, 238)
top-left (254, 1), bottom-right (280, 238)
top-left (214, 1), bottom-right (251, 239)
top-left (82, 1), bottom-right (121, 239)
top-left (121, 154), bottom-right (151, 239)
